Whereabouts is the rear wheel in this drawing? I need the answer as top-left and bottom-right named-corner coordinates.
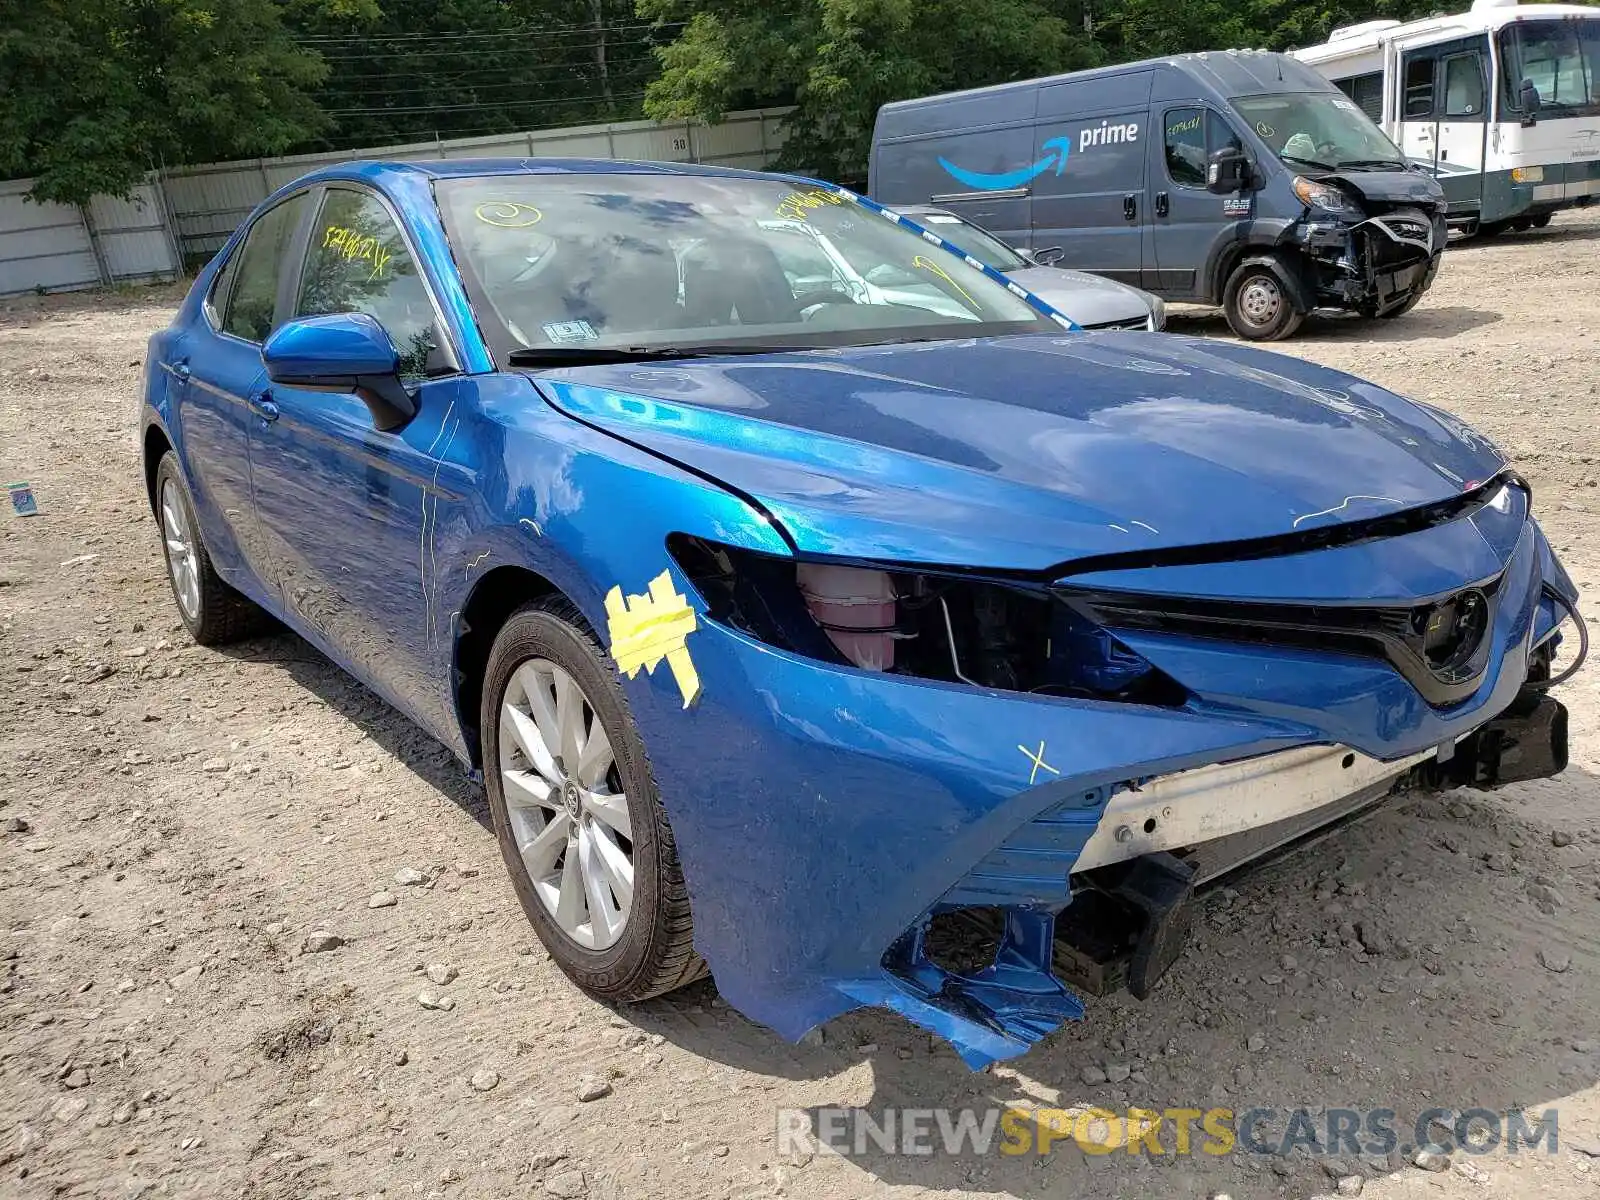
top-left (1222, 262), bottom-right (1304, 341)
top-left (1532, 213), bottom-right (1553, 228)
top-left (153, 452), bottom-right (267, 645)
top-left (480, 598), bottom-right (706, 1001)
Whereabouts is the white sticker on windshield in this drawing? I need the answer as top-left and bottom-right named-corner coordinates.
top-left (543, 320), bottom-right (598, 343)
top-left (1332, 98), bottom-right (1359, 112)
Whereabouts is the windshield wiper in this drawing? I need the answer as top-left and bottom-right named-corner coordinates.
top-left (1280, 153), bottom-right (1338, 171)
top-left (1336, 158), bottom-right (1408, 171)
top-left (507, 343), bottom-right (808, 367)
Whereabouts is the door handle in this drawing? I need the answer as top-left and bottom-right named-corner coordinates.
top-left (1123, 193), bottom-right (1138, 221)
top-left (1155, 191), bottom-right (1170, 218)
top-left (170, 359), bottom-right (191, 380)
top-left (249, 390), bottom-right (279, 422)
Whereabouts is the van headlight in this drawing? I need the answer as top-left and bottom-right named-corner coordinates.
top-left (1292, 176), bottom-right (1363, 216)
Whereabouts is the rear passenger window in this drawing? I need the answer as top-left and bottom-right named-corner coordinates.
top-left (222, 194), bottom-right (309, 342)
top-left (296, 189), bottom-right (438, 379)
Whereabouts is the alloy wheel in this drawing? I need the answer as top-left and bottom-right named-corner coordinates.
top-left (498, 658), bottom-right (634, 950)
top-left (160, 478), bottom-right (201, 622)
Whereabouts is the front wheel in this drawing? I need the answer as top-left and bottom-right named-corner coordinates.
top-left (480, 598), bottom-right (706, 1002)
top-left (1222, 262), bottom-right (1304, 341)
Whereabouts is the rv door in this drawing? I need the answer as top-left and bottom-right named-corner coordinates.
top-left (1399, 37), bottom-right (1490, 217)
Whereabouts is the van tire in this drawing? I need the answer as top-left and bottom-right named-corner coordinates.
top-left (1222, 262), bottom-right (1304, 341)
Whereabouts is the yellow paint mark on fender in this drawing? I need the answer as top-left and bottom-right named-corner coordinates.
top-left (605, 571), bottom-right (701, 709)
top-left (912, 255), bottom-right (978, 309)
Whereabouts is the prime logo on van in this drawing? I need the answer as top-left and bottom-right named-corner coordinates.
top-left (937, 122), bottom-right (1141, 191)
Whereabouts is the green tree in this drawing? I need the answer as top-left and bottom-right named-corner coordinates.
top-left (0, 0), bottom-right (348, 204)
top-left (639, 0), bottom-right (1099, 184)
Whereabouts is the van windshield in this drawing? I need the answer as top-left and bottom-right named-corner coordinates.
top-left (434, 174), bottom-right (1054, 360)
top-left (1232, 91), bottom-right (1406, 171)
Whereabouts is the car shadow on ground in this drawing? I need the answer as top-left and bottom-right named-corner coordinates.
top-left (1168, 304), bottom-right (1503, 344)
top-left (213, 626), bottom-right (493, 833)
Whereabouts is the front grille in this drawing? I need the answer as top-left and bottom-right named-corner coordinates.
top-left (1058, 573), bottom-right (1504, 708)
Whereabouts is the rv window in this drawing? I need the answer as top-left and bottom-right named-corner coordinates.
top-left (1333, 72), bottom-right (1384, 123)
top-left (1403, 55), bottom-right (1436, 119)
top-left (1442, 53), bottom-right (1486, 119)
top-left (1498, 18), bottom-right (1600, 116)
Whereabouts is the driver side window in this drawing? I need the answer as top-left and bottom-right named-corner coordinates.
top-left (295, 189), bottom-right (439, 379)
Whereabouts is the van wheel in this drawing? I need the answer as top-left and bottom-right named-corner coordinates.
top-left (1532, 214), bottom-right (1553, 228)
top-left (1222, 263), bottom-right (1304, 341)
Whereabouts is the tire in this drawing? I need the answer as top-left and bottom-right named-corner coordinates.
top-left (480, 598), bottom-right (706, 1002)
top-left (1532, 214), bottom-right (1553, 228)
top-left (1222, 261), bottom-right (1305, 341)
top-left (1476, 220), bottom-right (1508, 239)
top-left (153, 451), bottom-right (268, 646)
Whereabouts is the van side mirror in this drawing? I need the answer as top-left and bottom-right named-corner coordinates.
top-left (1032, 245), bottom-right (1066, 266)
top-left (262, 312), bottom-right (417, 432)
top-left (1519, 78), bottom-right (1541, 125)
top-left (1207, 147), bottom-right (1249, 194)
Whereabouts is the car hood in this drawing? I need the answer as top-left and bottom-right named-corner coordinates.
top-left (1002, 266), bottom-right (1152, 327)
top-left (532, 332), bottom-right (1506, 572)
top-left (1325, 168), bottom-right (1445, 211)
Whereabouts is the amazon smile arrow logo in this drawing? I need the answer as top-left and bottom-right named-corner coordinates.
top-left (938, 136), bottom-right (1074, 191)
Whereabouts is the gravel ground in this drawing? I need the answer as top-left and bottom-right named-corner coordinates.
top-left (2, 213), bottom-right (1599, 1200)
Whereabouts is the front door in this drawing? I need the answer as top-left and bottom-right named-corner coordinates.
top-left (1150, 107), bottom-right (1249, 298)
top-left (1400, 38), bottom-right (1490, 218)
top-left (246, 184), bottom-right (469, 737)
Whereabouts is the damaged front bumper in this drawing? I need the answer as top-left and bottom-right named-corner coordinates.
top-left (1292, 208), bottom-right (1447, 314)
top-left (627, 504), bottom-right (1581, 1069)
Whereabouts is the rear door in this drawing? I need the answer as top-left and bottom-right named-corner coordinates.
top-left (180, 191), bottom-right (313, 590)
top-left (1030, 71), bottom-right (1153, 284)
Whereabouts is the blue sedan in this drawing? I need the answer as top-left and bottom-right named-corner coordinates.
top-left (140, 159), bottom-right (1585, 1068)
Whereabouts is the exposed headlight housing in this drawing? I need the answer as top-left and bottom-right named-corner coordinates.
top-left (1292, 175), bottom-right (1363, 215)
top-left (668, 535), bottom-right (1188, 706)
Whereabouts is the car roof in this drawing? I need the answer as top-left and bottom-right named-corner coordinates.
top-left (290, 158), bottom-right (807, 190)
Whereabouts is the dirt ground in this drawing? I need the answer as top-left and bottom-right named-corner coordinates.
top-left (2, 213), bottom-right (1599, 1200)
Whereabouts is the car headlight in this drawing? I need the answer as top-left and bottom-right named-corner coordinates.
top-left (669, 535), bottom-right (1187, 705)
top-left (1148, 295), bottom-right (1166, 331)
top-left (1292, 175), bottom-right (1363, 216)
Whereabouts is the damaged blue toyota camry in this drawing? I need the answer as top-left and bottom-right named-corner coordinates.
top-left (139, 159), bottom-right (1587, 1068)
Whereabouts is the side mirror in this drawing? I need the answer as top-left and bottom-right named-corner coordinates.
top-left (1032, 245), bottom-right (1066, 267)
top-left (1519, 78), bottom-right (1541, 125)
top-left (262, 312), bottom-right (416, 432)
top-left (1207, 146), bottom-right (1250, 194)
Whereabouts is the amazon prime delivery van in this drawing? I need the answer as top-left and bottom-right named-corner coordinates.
top-left (869, 50), bottom-right (1449, 339)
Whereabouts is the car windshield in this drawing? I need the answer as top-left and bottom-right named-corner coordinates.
top-left (904, 212), bottom-right (1028, 272)
top-left (1498, 18), bottom-right (1600, 118)
top-left (435, 174), bottom-right (1053, 359)
top-left (1232, 91), bottom-right (1406, 171)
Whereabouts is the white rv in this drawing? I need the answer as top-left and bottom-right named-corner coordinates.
top-left (1294, 0), bottom-right (1600, 234)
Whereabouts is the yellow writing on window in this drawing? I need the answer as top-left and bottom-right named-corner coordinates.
top-left (776, 188), bottom-right (844, 223)
top-left (322, 226), bottom-right (393, 281)
top-left (1167, 114), bottom-right (1203, 137)
top-left (474, 201), bottom-right (543, 228)
top-left (912, 254), bottom-right (977, 309)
